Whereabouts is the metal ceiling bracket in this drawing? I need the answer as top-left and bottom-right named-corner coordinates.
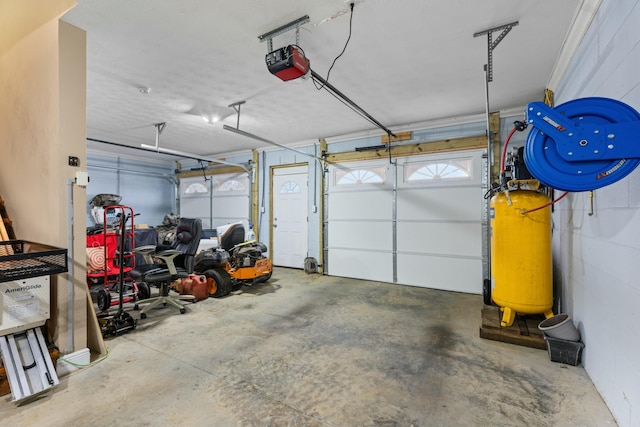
top-left (473, 21), bottom-right (519, 82)
top-left (139, 121), bottom-right (248, 172)
top-left (155, 122), bottom-right (166, 134)
top-left (473, 21), bottom-right (517, 284)
top-left (151, 122), bottom-right (167, 151)
top-left (228, 100), bottom-right (246, 130)
top-left (258, 15), bottom-right (310, 52)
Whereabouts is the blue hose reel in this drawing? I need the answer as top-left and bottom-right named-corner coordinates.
top-left (524, 97), bottom-right (640, 191)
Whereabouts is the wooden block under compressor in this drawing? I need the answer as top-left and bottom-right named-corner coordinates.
top-left (479, 304), bottom-right (547, 350)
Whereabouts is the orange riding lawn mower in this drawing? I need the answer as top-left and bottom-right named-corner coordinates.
top-left (178, 223), bottom-right (272, 299)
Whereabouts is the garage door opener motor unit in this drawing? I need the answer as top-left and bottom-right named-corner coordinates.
top-left (258, 11), bottom-right (397, 139)
top-left (266, 45), bottom-right (310, 81)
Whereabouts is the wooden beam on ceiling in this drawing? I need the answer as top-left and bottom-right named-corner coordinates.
top-left (324, 135), bottom-right (487, 164)
top-left (381, 131), bottom-right (412, 144)
top-left (177, 164), bottom-right (246, 179)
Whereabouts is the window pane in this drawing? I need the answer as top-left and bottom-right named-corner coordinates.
top-left (184, 182), bottom-right (208, 194)
top-left (280, 180), bottom-right (301, 193)
top-left (406, 159), bottom-right (471, 182)
top-left (215, 179), bottom-right (245, 192)
top-left (335, 168), bottom-right (385, 185)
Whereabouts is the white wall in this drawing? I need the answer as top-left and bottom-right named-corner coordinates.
top-left (0, 2), bottom-right (88, 354)
top-left (87, 152), bottom-right (176, 227)
top-left (553, 1), bottom-right (640, 426)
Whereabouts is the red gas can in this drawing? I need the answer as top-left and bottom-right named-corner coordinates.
top-left (177, 274), bottom-right (208, 301)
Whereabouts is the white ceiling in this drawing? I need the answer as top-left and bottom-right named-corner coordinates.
top-left (61, 0), bottom-right (582, 162)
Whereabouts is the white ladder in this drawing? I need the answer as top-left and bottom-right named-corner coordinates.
top-left (0, 327), bottom-right (59, 405)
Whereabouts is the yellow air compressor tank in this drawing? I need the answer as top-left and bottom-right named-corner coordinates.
top-left (490, 187), bottom-right (554, 327)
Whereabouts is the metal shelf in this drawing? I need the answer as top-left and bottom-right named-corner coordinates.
top-left (0, 241), bottom-right (68, 283)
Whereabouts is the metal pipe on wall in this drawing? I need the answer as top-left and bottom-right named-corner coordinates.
top-left (261, 151), bottom-right (266, 233)
top-left (392, 161), bottom-right (398, 283)
top-left (313, 143), bottom-right (318, 212)
top-left (322, 164), bottom-right (329, 274)
top-left (116, 157), bottom-right (121, 200)
top-left (87, 163), bottom-right (174, 180)
top-left (208, 177), bottom-right (213, 229)
top-left (66, 179), bottom-right (75, 354)
top-left (174, 162), bottom-right (181, 218)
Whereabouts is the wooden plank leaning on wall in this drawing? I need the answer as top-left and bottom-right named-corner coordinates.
top-left (0, 195), bottom-right (15, 255)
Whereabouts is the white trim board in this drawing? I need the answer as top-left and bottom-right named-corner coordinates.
top-left (56, 347), bottom-right (91, 377)
top-left (547, 0), bottom-right (603, 91)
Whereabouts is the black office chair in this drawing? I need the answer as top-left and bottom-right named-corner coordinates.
top-left (129, 217), bottom-right (202, 318)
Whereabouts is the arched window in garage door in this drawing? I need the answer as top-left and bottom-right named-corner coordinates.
top-left (180, 173), bottom-right (249, 230)
top-left (405, 158), bottom-right (472, 182)
top-left (183, 182), bottom-right (209, 194)
top-left (335, 167), bottom-right (385, 186)
top-left (336, 168), bottom-right (384, 185)
top-left (215, 178), bottom-right (245, 193)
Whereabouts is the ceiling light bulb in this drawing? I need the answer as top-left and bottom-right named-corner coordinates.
top-left (202, 114), bottom-right (219, 124)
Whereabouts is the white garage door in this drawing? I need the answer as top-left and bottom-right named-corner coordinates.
top-left (326, 150), bottom-right (483, 294)
top-left (180, 172), bottom-right (250, 230)
top-left (327, 162), bottom-right (394, 283)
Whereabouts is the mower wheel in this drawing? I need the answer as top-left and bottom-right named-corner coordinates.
top-left (205, 268), bottom-right (232, 298)
top-left (137, 281), bottom-right (151, 300)
top-left (97, 289), bottom-right (111, 312)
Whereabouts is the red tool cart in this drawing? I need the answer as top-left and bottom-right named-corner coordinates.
top-left (86, 206), bottom-right (149, 312)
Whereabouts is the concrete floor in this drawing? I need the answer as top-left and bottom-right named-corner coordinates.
top-left (0, 268), bottom-right (617, 426)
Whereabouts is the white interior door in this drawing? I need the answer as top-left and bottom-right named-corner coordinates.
top-left (272, 165), bottom-right (308, 268)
